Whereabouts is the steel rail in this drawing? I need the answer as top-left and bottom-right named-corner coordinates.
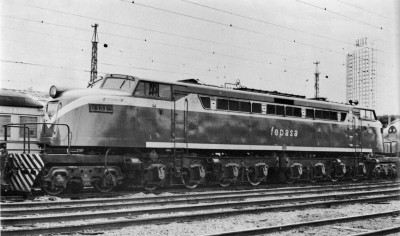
top-left (2, 183), bottom-right (399, 216)
top-left (1, 194), bottom-right (399, 236)
top-left (204, 210), bottom-right (400, 236)
top-left (2, 180), bottom-right (398, 209)
top-left (349, 226), bottom-right (400, 236)
top-left (1, 188), bottom-right (399, 225)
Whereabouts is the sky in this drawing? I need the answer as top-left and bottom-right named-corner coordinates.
top-left (0, 0), bottom-right (399, 115)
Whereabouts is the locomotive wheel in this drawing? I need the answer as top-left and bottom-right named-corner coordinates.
top-left (390, 166), bottom-right (397, 179)
top-left (370, 167), bottom-right (381, 180)
top-left (330, 174), bottom-right (339, 182)
top-left (41, 181), bottom-right (65, 196)
top-left (284, 169), bottom-right (295, 184)
top-left (144, 182), bottom-right (158, 191)
top-left (181, 168), bottom-right (200, 189)
top-left (93, 179), bottom-right (114, 193)
top-left (246, 167), bottom-right (261, 186)
top-left (219, 178), bottom-right (231, 187)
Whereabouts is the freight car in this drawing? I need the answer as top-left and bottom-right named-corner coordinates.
top-left (1, 74), bottom-right (398, 195)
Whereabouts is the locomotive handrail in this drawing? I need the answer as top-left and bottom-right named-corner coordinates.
top-left (3, 125), bottom-right (30, 153)
top-left (3, 122), bottom-right (71, 154)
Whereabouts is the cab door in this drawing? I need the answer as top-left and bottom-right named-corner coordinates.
top-left (347, 112), bottom-right (361, 149)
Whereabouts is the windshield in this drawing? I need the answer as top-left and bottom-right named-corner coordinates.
top-left (101, 78), bottom-right (135, 92)
top-left (46, 101), bottom-right (60, 119)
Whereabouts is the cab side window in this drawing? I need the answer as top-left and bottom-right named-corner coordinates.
top-left (134, 81), bottom-right (171, 99)
top-left (134, 82), bottom-right (146, 96)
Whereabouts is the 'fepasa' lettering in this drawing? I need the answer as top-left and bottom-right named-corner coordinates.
top-left (270, 127), bottom-right (298, 138)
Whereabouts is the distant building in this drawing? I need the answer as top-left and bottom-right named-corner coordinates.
top-left (346, 37), bottom-right (377, 109)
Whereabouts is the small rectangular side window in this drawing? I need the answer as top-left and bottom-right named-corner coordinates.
top-left (0, 115), bottom-right (11, 138)
top-left (217, 99), bottom-right (229, 110)
top-left (306, 109), bottom-right (314, 118)
top-left (285, 106), bottom-right (293, 116)
top-left (229, 100), bottom-right (240, 111)
top-left (200, 97), bottom-right (211, 109)
top-left (322, 110), bottom-right (330, 119)
top-left (293, 107), bottom-right (302, 117)
top-left (19, 116), bottom-right (38, 138)
top-left (252, 103), bottom-right (262, 113)
top-left (148, 82), bottom-right (159, 97)
top-left (276, 105), bottom-right (284, 115)
top-left (315, 110), bottom-right (323, 119)
top-left (341, 112), bottom-right (347, 121)
top-left (134, 82), bottom-right (146, 96)
top-left (267, 104), bottom-right (275, 114)
top-left (240, 102), bottom-right (251, 112)
top-left (159, 84), bottom-right (171, 99)
top-left (329, 111), bottom-right (338, 121)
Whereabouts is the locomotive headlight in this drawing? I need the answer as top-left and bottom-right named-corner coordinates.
top-left (49, 85), bottom-right (58, 98)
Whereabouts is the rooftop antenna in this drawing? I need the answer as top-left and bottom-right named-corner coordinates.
top-left (313, 61), bottom-right (320, 98)
top-left (89, 23), bottom-right (99, 88)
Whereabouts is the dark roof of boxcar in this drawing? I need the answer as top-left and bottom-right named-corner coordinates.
top-left (0, 90), bottom-right (43, 108)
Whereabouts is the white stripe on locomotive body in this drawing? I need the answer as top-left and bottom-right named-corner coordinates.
top-left (18, 172), bottom-right (31, 191)
top-left (10, 176), bottom-right (18, 191)
top-left (13, 172), bottom-right (27, 191)
top-left (49, 92), bottom-right (380, 128)
top-left (33, 154), bottom-right (45, 168)
top-left (146, 142), bottom-right (373, 153)
top-left (17, 154), bottom-right (32, 170)
top-left (13, 154), bottom-right (27, 170)
top-left (28, 154), bottom-right (42, 169)
top-left (21, 154), bottom-right (37, 170)
top-left (19, 170), bottom-right (33, 186)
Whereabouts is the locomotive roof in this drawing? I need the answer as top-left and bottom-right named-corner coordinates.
top-left (0, 90), bottom-right (43, 108)
top-left (155, 79), bottom-right (367, 112)
top-left (104, 74), bottom-right (374, 112)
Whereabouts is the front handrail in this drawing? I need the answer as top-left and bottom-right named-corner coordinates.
top-left (3, 123), bottom-right (71, 154)
top-left (2, 125), bottom-right (30, 153)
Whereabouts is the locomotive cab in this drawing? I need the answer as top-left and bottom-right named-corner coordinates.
top-left (40, 74), bottom-right (138, 153)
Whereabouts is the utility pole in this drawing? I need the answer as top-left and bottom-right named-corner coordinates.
top-left (89, 23), bottom-right (99, 88)
top-left (313, 61), bottom-right (320, 98)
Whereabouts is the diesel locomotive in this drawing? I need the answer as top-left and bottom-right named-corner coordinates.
top-left (1, 74), bottom-right (398, 195)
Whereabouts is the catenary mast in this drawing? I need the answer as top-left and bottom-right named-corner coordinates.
top-left (89, 23), bottom-right (99, 88)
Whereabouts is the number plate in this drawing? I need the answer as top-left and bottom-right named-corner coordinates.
top-left (89, 104), bottom-right (113, 113)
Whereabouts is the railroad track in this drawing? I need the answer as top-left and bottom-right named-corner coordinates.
top-left (2, 179), bottom-right (398, 207)
top-left (204, 210), bottom-right (400, 236)
top-left (2, 179), bottom-right (397, 202)
top-left (1, 181), bottom-right (399, 235)
top-left (2, 182), bottom-right (399, 215)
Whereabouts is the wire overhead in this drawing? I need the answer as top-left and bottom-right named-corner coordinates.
top-left (294, 0), bottom-right (397, 36)
top-left (2, 0), bottom-right (397, 88)
top-left (336, 0), bottom-right (394, 21)
top-left (180, 0), bottom-right (353, 46)
top-left (2, 14), bottom-right (321, 73)
top-left (121, 0), bottom-right (346, 55)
